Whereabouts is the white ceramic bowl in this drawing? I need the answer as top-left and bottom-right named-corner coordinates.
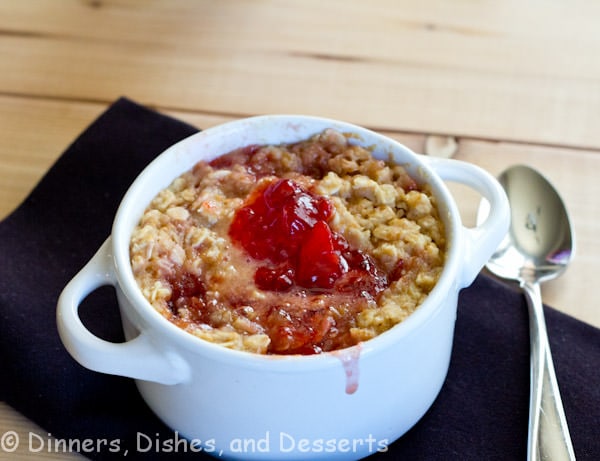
top-left (57, 115), bottom-right (509, 460)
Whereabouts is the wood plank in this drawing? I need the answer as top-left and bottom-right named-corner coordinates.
top-left (0, 1), bottom-right (599, 148)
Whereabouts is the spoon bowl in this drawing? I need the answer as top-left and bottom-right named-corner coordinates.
top-left (479, 164), bottom-right (576, 461)
top-left (485, 165), bottom-right (574, 284)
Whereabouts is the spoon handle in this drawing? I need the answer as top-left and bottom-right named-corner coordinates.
top-left (521, 280), bottom-right (576, 461)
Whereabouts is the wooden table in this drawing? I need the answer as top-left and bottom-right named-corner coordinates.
top-left (1, 1), bottom-right (599, 459)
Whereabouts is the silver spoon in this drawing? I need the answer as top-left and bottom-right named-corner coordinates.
top-left (478, 164), bottom-right (576, 461)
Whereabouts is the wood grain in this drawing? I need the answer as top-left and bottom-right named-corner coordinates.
top-left (1, 0), bottom-right (599, 147)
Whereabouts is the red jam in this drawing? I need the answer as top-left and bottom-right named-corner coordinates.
top-left (166, 271), bottom-right (208, 322)
top-left (229, 178), bottom-right (333, 266)
top-left (229, 178), bottom-right (387, 294)
top-left (219, 178), bottom-right (391, 354)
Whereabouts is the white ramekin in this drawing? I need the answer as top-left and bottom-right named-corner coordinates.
top-left (57, 115), bottom-right (509, 460)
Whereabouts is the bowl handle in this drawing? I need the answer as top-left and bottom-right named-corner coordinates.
top-left (56, 238), bottom-right (190, 385)
top-left (424, 157), bottom-right (510, 288)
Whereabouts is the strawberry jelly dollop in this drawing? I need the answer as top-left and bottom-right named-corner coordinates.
top-left (229, 178), bottom-right (387, 294)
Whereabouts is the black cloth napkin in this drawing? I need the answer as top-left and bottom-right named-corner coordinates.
top-left (1, 98), bottom-right (598, 460)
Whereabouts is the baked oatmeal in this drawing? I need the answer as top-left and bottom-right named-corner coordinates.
top-left (130, 129), bottom-right (446, 354)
